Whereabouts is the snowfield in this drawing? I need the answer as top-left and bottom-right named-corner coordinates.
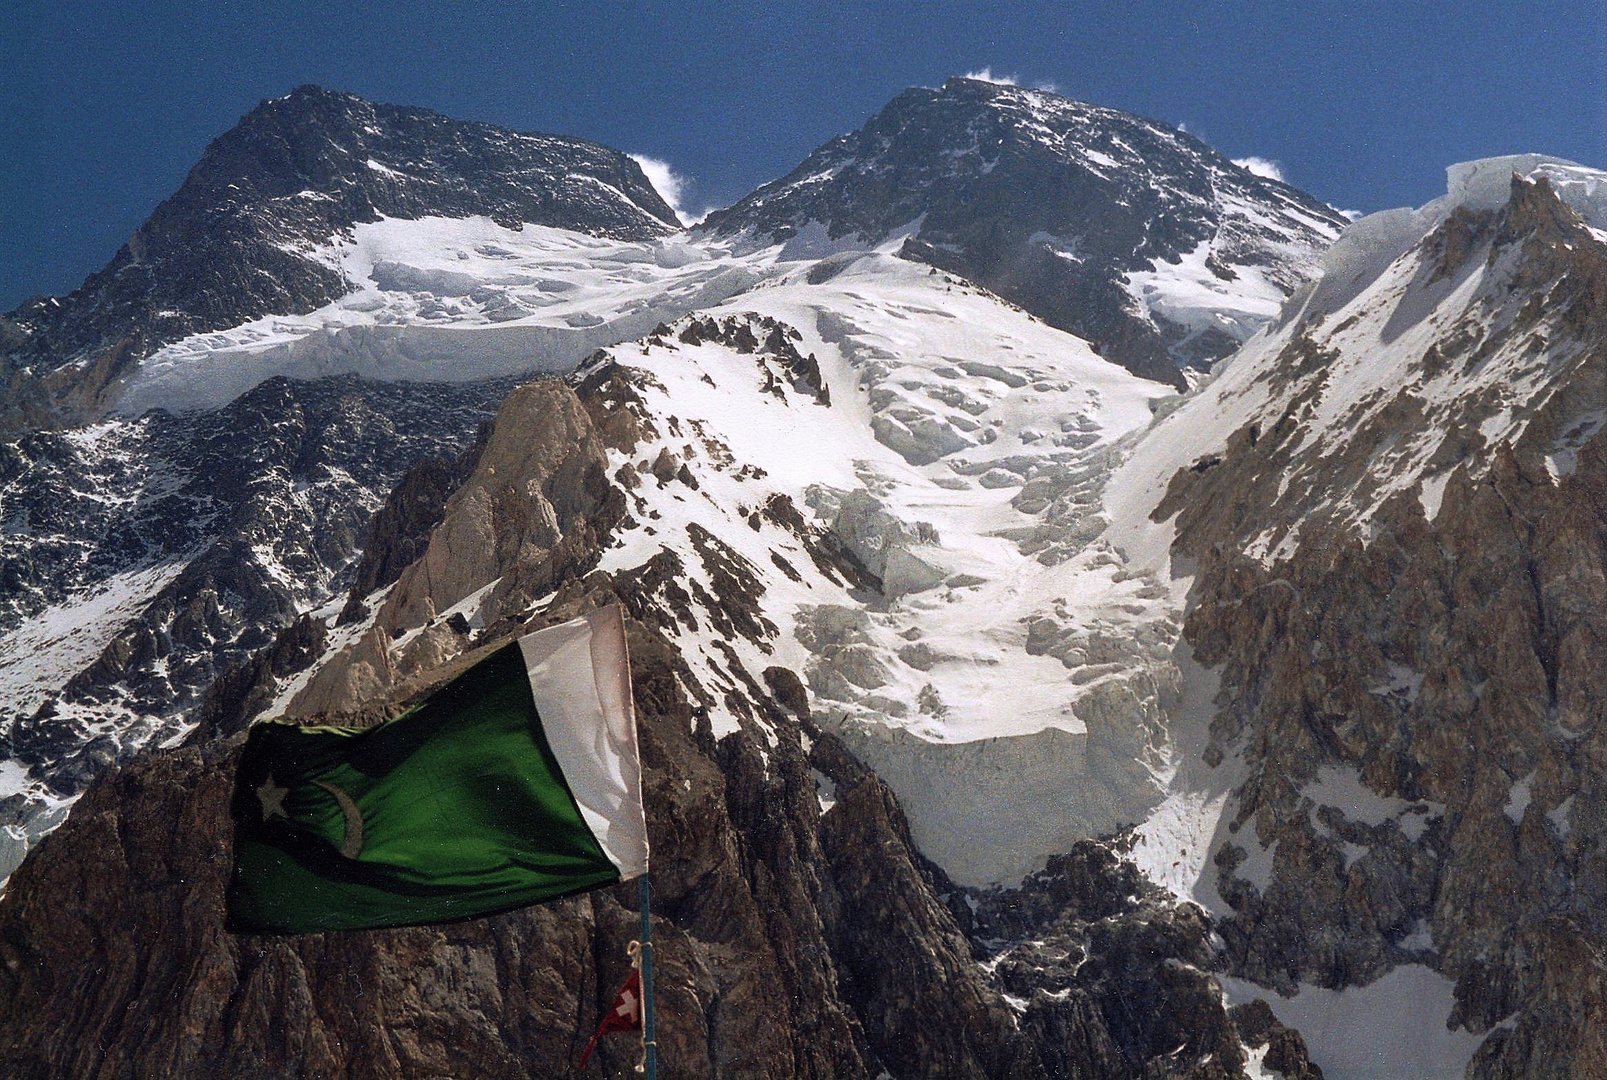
top-left (577, 247), bottom-right (1179, 884)
top-left (119, 218), bottom-right (773, 415)
top-left (0, 560), bottom-right (189, 724)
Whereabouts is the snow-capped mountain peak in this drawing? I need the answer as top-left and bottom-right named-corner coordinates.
top-left (1108, 155), bottom-right (1607, 573)
top-left (5, 68), bottom-right (1605, 1077)
top-left (1, 86), bottom-right (680, 432)
top-left (707, 76), bottom-right (1348, 387)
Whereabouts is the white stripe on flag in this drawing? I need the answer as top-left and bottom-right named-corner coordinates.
top-left (517, 606), bottom-right (649, 879)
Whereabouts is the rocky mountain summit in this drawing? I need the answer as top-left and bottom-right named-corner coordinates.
top-left (707, 77), bottom-right (1347, 386)
top-left (0, 85), bottom-right (678, 431)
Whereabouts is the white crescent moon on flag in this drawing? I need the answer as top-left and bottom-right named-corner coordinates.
top-left (313, 780), bottom-right (364, 859)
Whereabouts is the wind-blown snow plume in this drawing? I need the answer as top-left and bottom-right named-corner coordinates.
top-left (960, 67), bottom-right (1017, 85)
top-left (1232, 155), bottom-right (1285, 181)
top-left (630, 154), bottom-right (695, 226)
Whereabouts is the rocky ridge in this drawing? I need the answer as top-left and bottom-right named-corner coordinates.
top-left (1105, 160), bottom-right (1607, 1076)
top-left (1195, 182), bottom-right (1606, 1078)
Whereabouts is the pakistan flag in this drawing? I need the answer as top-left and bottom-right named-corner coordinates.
top-left (227, 606), bottom-right (648, 934)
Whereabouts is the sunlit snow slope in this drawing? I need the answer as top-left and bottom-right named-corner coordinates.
top-left (118, 219), bottom-right (771, 415)
top-left (4, 204), bottom-right (1194, 886)
top-left (247, 228), bottom-right (1184, 886)
top-left (579, 250), bottom-right (1181, 884)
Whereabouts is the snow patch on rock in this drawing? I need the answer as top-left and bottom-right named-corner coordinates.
top-left (1219, 966), bottom-right (1485, 1080)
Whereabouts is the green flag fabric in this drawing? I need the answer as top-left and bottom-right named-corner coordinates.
top-left (226, 606), bottom-right (648, 934)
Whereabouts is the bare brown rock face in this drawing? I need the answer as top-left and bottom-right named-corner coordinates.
top-left (0, 613), bottom-right (833, 1078)
top-left (337, 421), bottom-right (493, 625)
top-left (377, 378), bottom-right (624, 638)
top-left (1187, 436), bottom-right (1607, 1075)
top-left (288, 378), bottom-right (625, 719)
top-left (1159, 177), bottom-right (1607, 1076)
top-left (811, 740), bottom-right (1044, 1080)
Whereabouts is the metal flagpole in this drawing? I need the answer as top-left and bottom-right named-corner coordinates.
top-left (638, 873), bottom-right (658, 1079)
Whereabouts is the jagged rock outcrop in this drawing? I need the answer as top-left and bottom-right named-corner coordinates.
top-left (1180, 430), bottom-right (1607, 1078)
top-left (0, 600), bottom-right (867, 1080)
top-left (811, 736), bottom-right (1044, 1079)
top-left (1141, 171), bottom-right (1607, 1076)
top-left (337, 420), bottom-right (493, 623)
top-left (286, 378), bottom-right (623, 719)
top-left (950, 839), bottom-right (1324, 1080)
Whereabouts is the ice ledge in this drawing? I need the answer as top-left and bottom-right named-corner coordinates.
top-left (1287, 154), bottom-right (1604, 327)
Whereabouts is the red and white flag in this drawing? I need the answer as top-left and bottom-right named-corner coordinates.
top-left (578, 968), bottom-right (643, 1071)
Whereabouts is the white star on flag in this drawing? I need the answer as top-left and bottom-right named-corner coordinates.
top-left (256, 776), bottom-right (290, 821)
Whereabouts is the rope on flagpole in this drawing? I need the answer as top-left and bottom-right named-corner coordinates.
top-left (637, 873), bottom-right (658, 1079)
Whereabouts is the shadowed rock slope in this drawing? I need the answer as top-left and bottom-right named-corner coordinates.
top-left (0, 374), bottom-right (511, 880)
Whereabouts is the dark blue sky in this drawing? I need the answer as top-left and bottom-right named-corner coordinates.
top-left (3, 1), bottom-right (1602, 311)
